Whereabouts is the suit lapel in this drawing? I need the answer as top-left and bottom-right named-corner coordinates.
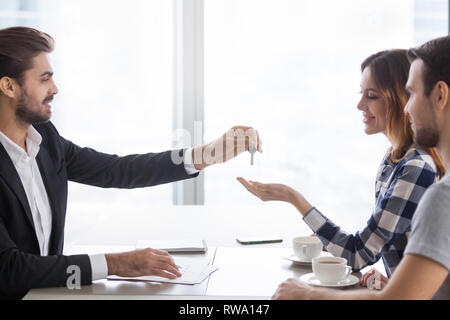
top-left (0, 143), bottom-right (36, 232)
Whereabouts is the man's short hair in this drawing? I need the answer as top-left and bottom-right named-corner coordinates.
top-left (0, 26), bottom-right (54, 85)
top-left (407, 36), bottom-right (450, 96)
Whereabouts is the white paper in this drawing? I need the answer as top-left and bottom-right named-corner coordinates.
top-left (107, 256), bottom-right (218, 285)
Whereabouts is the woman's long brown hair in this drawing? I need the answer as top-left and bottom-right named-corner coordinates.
top-left (362, 50), bottom-right (445, 178)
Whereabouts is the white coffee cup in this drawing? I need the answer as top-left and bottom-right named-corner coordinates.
top-left (312, 256), bottom-right (352, 285)
top-left (293, 236), bottom-right (323, 261)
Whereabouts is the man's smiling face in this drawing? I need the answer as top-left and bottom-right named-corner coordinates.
top-left (15, 52), bottom-right (58, 125)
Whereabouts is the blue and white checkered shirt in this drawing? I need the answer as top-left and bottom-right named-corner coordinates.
top-left (303, 147), bottom-right (439, 277)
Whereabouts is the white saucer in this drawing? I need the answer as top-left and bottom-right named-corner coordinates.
top-left (299, 273), bottom-right (360, 288)
top-left (282, 252), bottom-right (332, 266)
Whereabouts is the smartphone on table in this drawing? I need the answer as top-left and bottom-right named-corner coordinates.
top-left (236, 237), bottom-right (283, 245)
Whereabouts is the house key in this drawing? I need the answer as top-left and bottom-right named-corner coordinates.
top-left (249, 146), bottom-right (257, 165)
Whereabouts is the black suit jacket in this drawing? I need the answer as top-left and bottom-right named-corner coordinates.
top-left (0, 122), bottom-right (198, 299)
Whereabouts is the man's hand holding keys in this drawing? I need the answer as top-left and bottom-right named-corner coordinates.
top-left (193, 126), bottom-right (263, 171)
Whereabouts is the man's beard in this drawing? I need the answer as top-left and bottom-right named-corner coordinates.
top-left (415, 127), bottom-right (440, 148)
top-left (16, 90), bottom-right (53, 125)
top-left (414, 105), bottom-right (440, 149)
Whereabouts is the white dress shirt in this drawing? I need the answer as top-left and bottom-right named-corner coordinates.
top-left (0, 127), bottom-right (200, 281)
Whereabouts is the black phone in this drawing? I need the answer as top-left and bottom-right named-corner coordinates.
top-left (236, 237), bottom-right (283, 245)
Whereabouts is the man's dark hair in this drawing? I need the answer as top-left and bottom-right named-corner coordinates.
top-left (407, 35), bottom-right (450, 96)
top-left (0, 26), bottom-right (54, 86)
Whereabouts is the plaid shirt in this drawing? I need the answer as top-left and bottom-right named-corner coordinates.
top-left (303, 147), bottom-right (439, 277)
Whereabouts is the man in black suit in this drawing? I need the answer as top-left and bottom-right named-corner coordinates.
top-left (0, 27), bottom-right (262, 299)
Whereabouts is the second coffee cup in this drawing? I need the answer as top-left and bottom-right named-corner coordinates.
top-left (293, 236), bottom-right (323, 261)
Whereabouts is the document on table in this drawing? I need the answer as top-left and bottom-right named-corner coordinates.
top-left (107, 256), bottom-right (218, 285)
top-left (136, 239), bottom-right (208, 253)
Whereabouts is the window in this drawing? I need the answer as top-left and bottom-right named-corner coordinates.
top-left (0, 0), bottom-right (175, 243)
top-left (52, 1), bottom-right (174, 243)
top-left (0, 0), bottom-right (39, 28)
top-left (203, 0), bottom-right (449, 233)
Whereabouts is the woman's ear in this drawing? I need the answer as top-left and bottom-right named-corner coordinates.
top-left (0, 77), bottom-right (19, 99)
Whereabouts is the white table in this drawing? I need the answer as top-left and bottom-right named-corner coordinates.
top-left (24, 245), bottom-right (365, 300)
top-left (24, 204), bottom-right (379, 299)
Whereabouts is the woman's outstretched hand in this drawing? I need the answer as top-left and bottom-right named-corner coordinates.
top-left (236, 177), bottom-right (293, 203)
top-left (236, 177), bottom-right (314, 216)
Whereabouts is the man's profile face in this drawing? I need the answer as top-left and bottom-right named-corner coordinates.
top-left (404, 59), bottom-right (439, 148)
top-left (15, 52), bottom-right (58, 125)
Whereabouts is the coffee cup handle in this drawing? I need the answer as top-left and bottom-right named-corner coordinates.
top-left (301, 245), bottom-right (308, 257)
top-left (345, 266), bottom-right (352, 276)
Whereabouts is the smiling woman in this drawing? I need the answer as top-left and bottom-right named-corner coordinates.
top-left (360, 49), bottom-right (444, 172)
top-left (360, 51), bottom-right (417, 162)
top-left (358, 67), bottom-right (388, 136)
